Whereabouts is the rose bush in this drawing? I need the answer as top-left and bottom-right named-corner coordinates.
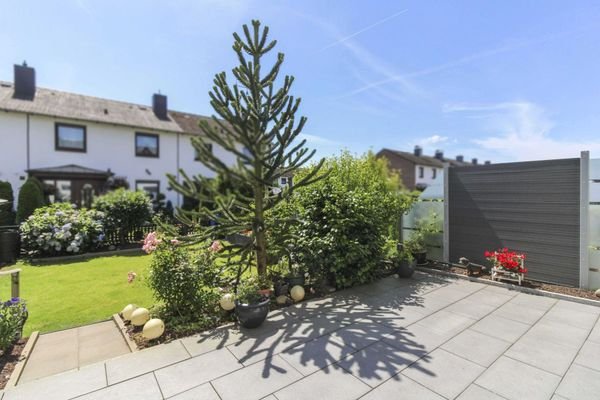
top-left (19, 203), bottom-right (105, 257)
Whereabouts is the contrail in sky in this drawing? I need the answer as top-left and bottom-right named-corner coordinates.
top-left (321, 9), bottom-right (408, 51)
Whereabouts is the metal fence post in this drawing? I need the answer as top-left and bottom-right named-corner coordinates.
top-left (443, 163), bottom-right (450, 263)
top-left (580, 151), bottom-right (590, 289)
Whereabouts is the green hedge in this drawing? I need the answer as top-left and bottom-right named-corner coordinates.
top-left (0, 181), bottom-right (16, 225)
top-left (16, 177), bottom-right (45, 223)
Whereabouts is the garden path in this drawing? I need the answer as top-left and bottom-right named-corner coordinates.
top-left (2, 272), bottom-right (600, 400)
top-left (18, 320), bottom-right (130, 383)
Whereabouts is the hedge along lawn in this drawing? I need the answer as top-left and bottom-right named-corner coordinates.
top-left (0, 254), bottom-right (153, 337)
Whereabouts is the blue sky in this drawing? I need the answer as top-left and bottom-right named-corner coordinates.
top-left (2, 0), bottom-right (600, 162)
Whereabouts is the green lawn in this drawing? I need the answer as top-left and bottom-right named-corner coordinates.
top-left (0, 254), bottom-right (154, 336)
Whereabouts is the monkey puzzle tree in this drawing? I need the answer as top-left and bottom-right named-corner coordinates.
top-left (167, 20), bottom-right (324, 276)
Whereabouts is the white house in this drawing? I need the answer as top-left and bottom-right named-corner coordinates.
top-left (0, 63), bottom-right (237, 208)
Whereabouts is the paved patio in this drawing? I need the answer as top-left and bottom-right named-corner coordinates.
top-left (2, 271), bottom-right (600, 400)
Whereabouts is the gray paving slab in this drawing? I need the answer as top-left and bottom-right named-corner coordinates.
top-left (359, 374), bottom-right (444, 400)
top-left (441, 328), bottom-right (511, 367)
top-left (413, 310), bottom-right (476, 339)
top-left (180, 325), bottom-right (244, 357)
top-left (544, 300), bottom-right (600, 331)
top-left (456, 384), bottom-right (507, 400)
top-left (510, 292), bottom-right (557, 310)
top-left (555, 364), bottom-right (600, 400)
top-left (476, 356), bottom-right (561, 400)
top-left (337, 340), bottom-right (420, 387)
top-left (154, 347), bottom-right (242, 398)
top-left (493, 301), bottom-right (549, 325)
top-left (3, 363), bottom-right (106, 400)
top-left (573, 340), bottom-right (600, 372)
top-left (75, 373), bottom-right (162, 400)
top-left (470, 314), bottom-right (530, 342)
top-left (330, 319), bottom-right (395, 351)
top-left (525, 318), bottom-right (590, 349)
top-left (505, 334), bottom-right (580, 376)
top-left (279, 334), bottom-right (355, 376)
top-left (167, 383), bottom-right (220, 400)
top-left (211, 355), bottom-right (302, 400)
top-left (402, 348), bottom-right (485, 399)
top-left (106, 340), bottom-right (190, 385)
top-left (274, 366), bottom-right (370, 400)
top-left (445, 298), bottom-right (499, 320)
top-left (588, 319), bottom-right (600, 343)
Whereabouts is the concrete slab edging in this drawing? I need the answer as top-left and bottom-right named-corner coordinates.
top-left (417, 266), bottom-right (600, 308)
top-left (5, 331), bottom-right (39, 388)
top-left (112, 314), bottom-right (139, 353)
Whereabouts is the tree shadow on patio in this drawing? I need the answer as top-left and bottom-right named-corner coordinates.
top-left (189, 272), bottom-right (454, 382)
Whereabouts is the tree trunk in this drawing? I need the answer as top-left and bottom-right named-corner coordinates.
top-left (254, 161), bottom-right (268, 276)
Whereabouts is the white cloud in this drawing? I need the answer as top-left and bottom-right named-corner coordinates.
top-left (416, 134), bottom-right (449, 146)
top-left (445, 101), bottom-right (599, 161)
top-left (298, 133), bottom-right (339, 146)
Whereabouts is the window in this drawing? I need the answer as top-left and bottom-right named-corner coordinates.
top-left (135, 180), bottom-right (160, 201)
top-left (432, 168), bottom-right (437, 179)
top-left (55, 123), bottom-right (86, 152)
top-left (418, 167), bottom-right (424, 178)
top-left (194, 143), bottom-right (213, 161)
top-left (280, 177), bottom-right (287, 185)
top-left (135, 133), bottom-right (159, 157)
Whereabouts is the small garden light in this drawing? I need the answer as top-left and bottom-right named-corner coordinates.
top-left (121, 304), bottom-right (137, 321)
top-left (290, 285), bottom-right (305, 302)
top-left (130, 307), bottom-right (150, 326)
top-left (142, 318), bottom-right (165, 340)
top-left (219, 293), bottom-right (235, 311)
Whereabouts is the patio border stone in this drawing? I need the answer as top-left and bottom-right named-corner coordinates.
top-left (112, 313), bottom-right (138, 353)
top-left (5, 331), bottom-right (39, 389)
top-left (417, 266), bottom-right (600, 308)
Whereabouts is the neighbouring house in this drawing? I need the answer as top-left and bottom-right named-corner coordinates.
top-left (0, 63), bottom-right (238, 208)
top-left (377, 146), bottom-right (490, 190)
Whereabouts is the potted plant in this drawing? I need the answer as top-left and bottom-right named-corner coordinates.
top-left (235, 276), bottom-right (270, 329)
top-left (257, 275), bottom-right (273, 297)
top-left (485, 248), bottom-right (527, 285)
top-left (403, 213), bottom-right (440, 265)
top-left (395, 249), bottom-right (416, 278)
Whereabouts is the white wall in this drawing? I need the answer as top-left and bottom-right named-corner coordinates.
top-left (0, 111), bottom-right (27, 204)
top-left (415, 164), bottom-right (441, 188)
top-left (1, 111), bottom-right (238, 207)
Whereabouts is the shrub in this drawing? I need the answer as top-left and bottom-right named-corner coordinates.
top-left (272, 151), bottom-right (413, 288)
top-left (0, 298), bottom-right (28, 353)
top-left (16, 177), bottom-right (45, 223)
top-left (146, 236), bottom-right (226, 319)
top-left (0, 181), bottom-right (16, 225)
top-left (19, 203), bottom-right (105, 257)
top-left (92, 189), bottom-right (152, 244)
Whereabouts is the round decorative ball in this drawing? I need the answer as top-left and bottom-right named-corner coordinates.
top-left (595, 288), bottom-right (600, 298)
top-left (130, 307), bottom-right (150, 326)
top-left (276, 295), bottom-right (288, 305)
top-left (122, 304), bottom-right (137, 321)
top-left (220, 293), bottom-right (236, 311)
top-left (142, 318), bottom-right (165, 340)
top-left (290, 285), bottom-right (305, 302)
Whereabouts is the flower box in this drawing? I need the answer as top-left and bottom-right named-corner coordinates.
top-left (485, 248), bottom-right (527, 286)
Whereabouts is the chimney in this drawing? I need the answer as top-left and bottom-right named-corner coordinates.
top-left (434, 150), bottom-right (444, 160)
top-left (456, 155), bottom-right (464, 162)
top-left (13, 62), bottom-right (36, 100)
top-left (472, 158), bottom-right (478, 165)
top-left (484, 160), bottom-right (491, 165)
top-left (413, 145), bottom-right (422, 157)
top-left (152, 93), bottom-right (168, 120)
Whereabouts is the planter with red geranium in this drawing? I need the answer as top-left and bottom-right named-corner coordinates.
top-left (485, 248), bottom-right (527, 285)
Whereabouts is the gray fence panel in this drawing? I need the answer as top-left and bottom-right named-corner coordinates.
top-left (449, 158), bottom-right (580, 286)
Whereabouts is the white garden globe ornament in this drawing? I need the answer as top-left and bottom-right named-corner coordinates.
top-left (220, 293), bottom-right (236, 311)
top-left (130, 307), bottom-right (150, 326)
top-left (290, 285), bottom-right (305, 302)
top-left (142, 319), bottom-right (165, 340)
top-left (121, 304), bottom-right (137, 321)
top-left (276, 295), bottom-right (288, 305)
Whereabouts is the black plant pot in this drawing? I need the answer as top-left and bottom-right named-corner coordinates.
top-left (285, 274), bottom-right (305, 288)
top-left (397, 259), bottom-right (416, 278)
top-left (412, 252), bottom-right (427, 265)
top-left (235, 298), bottom-right (270, 329)
top-left (273, 281), bottom-right (289, 297)
top-left (0, 230), bottom-right (19, 265)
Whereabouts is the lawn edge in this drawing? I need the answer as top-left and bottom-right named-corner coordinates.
top-left (417, 266), bottom-right (600, 307)
top-left (5, 331), bottom-right (39, 389)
